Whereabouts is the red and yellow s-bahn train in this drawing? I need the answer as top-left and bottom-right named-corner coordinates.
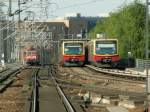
top-left (61, 40), bottom-right (86, 66)
top-left (88, 39), bottom-right (120, 67)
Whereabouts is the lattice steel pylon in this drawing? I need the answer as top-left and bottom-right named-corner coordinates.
top-left (39, 0), bottom-right (50, 20)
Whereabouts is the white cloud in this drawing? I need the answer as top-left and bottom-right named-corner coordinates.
top-left (98, 13), bottom-right (109, 17)
top-left (65, 13), bottom-right (79, 17)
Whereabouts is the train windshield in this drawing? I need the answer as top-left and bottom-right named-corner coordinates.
top-left (64, 43), bottom-right (83, 55)
top-left (96, 41), bottom-right (117, 54)
top-left (25, 51), bottom-right (37, 56)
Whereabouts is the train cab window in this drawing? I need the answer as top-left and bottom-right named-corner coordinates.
top-left (95, 41), bottom-right (117, 55)
top-left (64, 43), bottom-right (83, 55)
top-left (31, 51), bottom-right (36, 55)
top-left (25, 51), bottom-right (30, 56)
top-left (25, 51), bottom-right (37, 56)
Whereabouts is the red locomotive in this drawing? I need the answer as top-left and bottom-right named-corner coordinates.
top-left (61, 40), bottom-right (86, 66)
top-left (88, 39), bottom-right (120, 67)
top-left (23, 47), bottom-right (40, 65)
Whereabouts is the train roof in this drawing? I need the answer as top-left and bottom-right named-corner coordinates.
top-left (24, 50), bottom-right (37, 52)
top-left (62, 41), bottom-right (85, 44)
top-left (91, 38), bottom-right (118, 41)
top-left (60, 39), bottom-right (90, 42)
top-left (61, 39), bottom-right (89, 44)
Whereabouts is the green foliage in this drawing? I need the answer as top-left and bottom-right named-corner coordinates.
top-left (90, 1), bottom-right (146, 59)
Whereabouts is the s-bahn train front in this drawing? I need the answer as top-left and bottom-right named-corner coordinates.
top-left (24, 50), bottom-right (40, 65)
top-left (61, 41), bottom-right (85, 66)
top-left (88, 39), bottom-right (120, 67)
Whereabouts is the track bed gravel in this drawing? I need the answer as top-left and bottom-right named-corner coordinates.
top-left (57, 66), bottom-right (146, 112)
top-left (0, 68), bottom-right (32, 112)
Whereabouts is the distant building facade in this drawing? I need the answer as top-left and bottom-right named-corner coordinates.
top-left (47, 13), bottom-right (101, 39)
top-left (21, 14), bottom-right (101, 41)
top-left (66, 13), bottom-right (100, 33)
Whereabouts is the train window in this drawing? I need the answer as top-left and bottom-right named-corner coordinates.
top-left (25, 51), bottom-right (30, 56)
top-left (31, 52), bottom-right (36, 55)
top-left (64, 43), bottom-right (83, 55)
top-left (64, 48), bottom-right (69, 52)
top-left (95, 41), bottom-right (117, 54)
top-left (25, 51), bottom-right (37, 56)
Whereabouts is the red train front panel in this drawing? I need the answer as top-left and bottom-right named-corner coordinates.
top-left (62, 41), bottom-right (85, 66)
top-left (89, 39), bottom-right (120, 67)
top-left (24, 50), bottom-right (40, 65)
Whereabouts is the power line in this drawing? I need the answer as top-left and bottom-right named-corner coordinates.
top-left (0, 21), bottom-right (17, 32)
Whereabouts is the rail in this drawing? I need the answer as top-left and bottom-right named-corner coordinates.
top-left (0, 67), bottom-right (22, 92)
top-left (85, 65), bottom-right (146, 80)
top-left (50, 66), bottom-right (75, 112)
top-left (30, 69), bottom-right (39, 112)
top-left (0, 68), bottom-right (21, 83)
top-left (0, 68), bottom-right (9, 73)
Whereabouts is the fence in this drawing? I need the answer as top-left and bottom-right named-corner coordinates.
top-left (136, 59), bottom-right (150, 68)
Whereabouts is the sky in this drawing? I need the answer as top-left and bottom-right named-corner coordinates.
top-left (1, 0), bottom-right (146, 20)
top-left (49, 0), bottom-right (145, 17)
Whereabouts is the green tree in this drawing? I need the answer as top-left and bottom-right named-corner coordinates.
top-left (90, 1), bottom-right (146, 59)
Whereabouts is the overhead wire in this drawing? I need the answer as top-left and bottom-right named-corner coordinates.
top-left (31, 24), bottom-right (47, 38)
top-left (0, 21), bottom-right (17, 32)
top-left (3, 30), bottom-right (17, 40)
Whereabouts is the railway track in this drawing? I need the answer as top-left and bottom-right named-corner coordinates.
top-left (0, 65), bottom-right (83, 112)
top-left (0, 67), bottom-right (9, 73)
top-left (85, 65), bottom-right (146, 82)
top-left (57, 76), bottom-right (146, 103)
top-left (0, 64), bottom-right (145, 112)
top-left (51, 66), bottom-right (80, 112)
top-left (29, 66), bottom-right (83, 112)
top-left (60, 66), bottom-right (145, 87)
top-left (56, 66), bottom-right (146, 112)
top-left (0, 66), bottom-right (22, 93)
top-left (58, 66), bottom-right (145, 91)
top-left (30, 68), bottom-right (39, 112)
top-left (0, 65), bottom-right (32, 112)
top-left (62, 67), bottom-right (144, 85)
